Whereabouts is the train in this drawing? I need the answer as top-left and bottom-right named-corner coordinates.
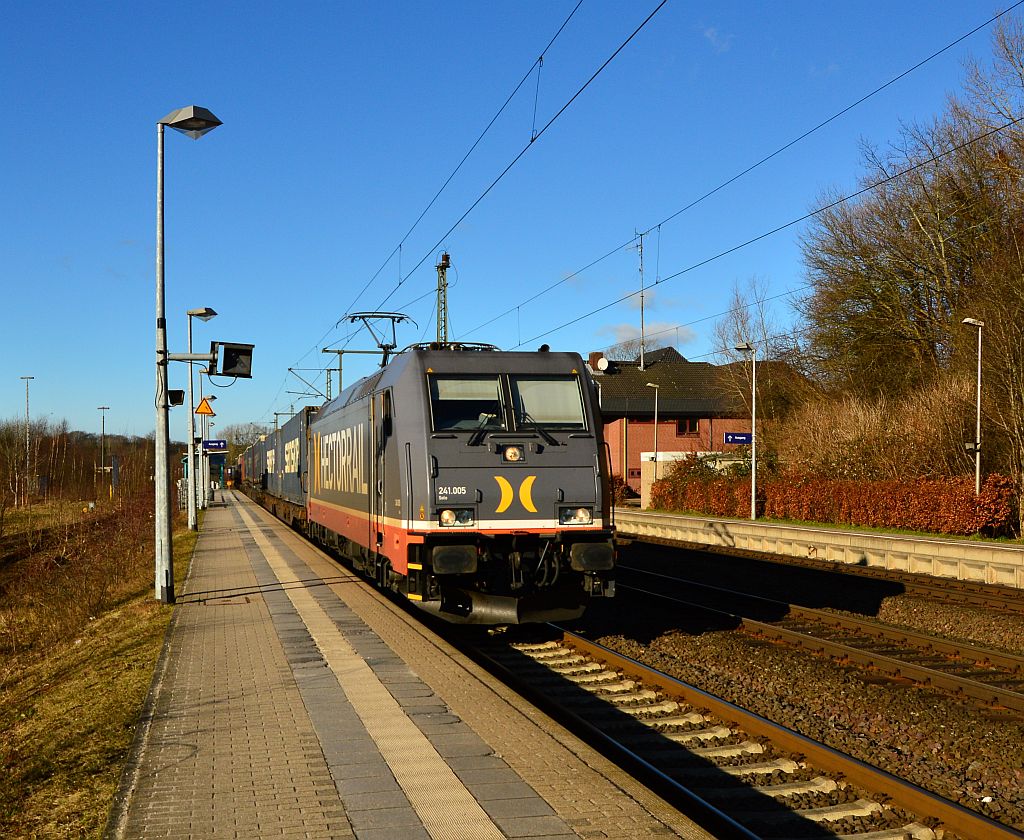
top-left (238, 342), bottom-right (615, 624)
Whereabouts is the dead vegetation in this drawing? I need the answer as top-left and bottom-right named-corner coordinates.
top-left (0, 493), bottom-right (195, 838)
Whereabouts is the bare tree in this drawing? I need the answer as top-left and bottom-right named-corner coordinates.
top-left (714, 278), bottom-right (817, 430)
top-left (603, 335), bottom-right (670, 362)
top-left (221, 422), bottom-right (270, 450)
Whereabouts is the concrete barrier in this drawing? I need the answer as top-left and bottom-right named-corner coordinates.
top-left (614, 508), bottom-right (1024, 589)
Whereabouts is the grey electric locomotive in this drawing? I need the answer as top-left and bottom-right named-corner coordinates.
top-left (305, 343), bottom-right (615, 624)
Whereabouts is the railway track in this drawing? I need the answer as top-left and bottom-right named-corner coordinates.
top-left (630, 534), bottom-right (1024, 616)
top-left (617, 565), bottom-right (1024, 713)
top-left (475, 630), bottom-right (1022, 840)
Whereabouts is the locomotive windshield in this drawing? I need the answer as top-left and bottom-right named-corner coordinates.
top-left (429, 375), bottom-right (507, 431)
top-left (510, 376), bottom-right (586, 430)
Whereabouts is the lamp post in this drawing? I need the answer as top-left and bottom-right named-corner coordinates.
top-left (20, 376), bottom-right (33, 506)
top-left (186, 308), bottom-right (217, 530)
top-left (735, 342), bottom-right (757, 520)
top-left (962, 317), bottom-right (984, 495)
top-left (645, 383), bottom-right (660, 480)
top-left (154, 105), bottom-right (222, 604)
top-left (98, 406), bottom-right (110, 498)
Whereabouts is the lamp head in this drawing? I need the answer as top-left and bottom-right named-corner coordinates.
top-left (159, 106), bottom-right (222, 139)
top-left (188, 307), bottom-right (218, 321)
top-left (645, 382), bottom-right (659, 389)
top-left (961, 317), bottom-right (984, 328)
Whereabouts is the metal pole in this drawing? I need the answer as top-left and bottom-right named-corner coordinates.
top-left (204, 415), bottom-right (210, 503)
top-left (206, 421), bottom-right (214, 501)
top-left (198, 373), bottom-right (207, 511)
top-left (186, 315), bottom-right (197, 529)
top-left (20, 376), bottom-right (33, 506)
top-left (751, 347), bottom-right (758, 521)
top-left (975, 325), bottom-right (982, 496)
top-left (98, 406), bottom-right (109, 498)
top-left (638, 232), bottom-right (645, 371)
top-left (154, 122), bottom-right (174, 604)
top-left (652, 387), bottom-right (659, 480)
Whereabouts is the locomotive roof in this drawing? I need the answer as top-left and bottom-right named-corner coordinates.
top-left (316, 345), bottom-right (587, 421)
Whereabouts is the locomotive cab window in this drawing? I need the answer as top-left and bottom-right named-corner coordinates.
top-left (510, 376), bottom-right (586, 430)
top-left (428, 375), bottom-right (507, 431)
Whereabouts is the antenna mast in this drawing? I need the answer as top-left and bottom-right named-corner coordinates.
top-left (436, 252), bottom-right (450, 345)
top-left (638, 232), bottom-right (646, 371)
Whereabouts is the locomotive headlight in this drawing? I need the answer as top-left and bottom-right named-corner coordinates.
top-left (502, 445), bottom-right (524, 463)
top-left (439, 508), bottom-right (475, 527)
top-left (559, 506), bottom-right (593, 525)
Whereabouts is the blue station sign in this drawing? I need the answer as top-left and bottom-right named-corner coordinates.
top-left (203, 439), bottom-right (228, 452)
top-left (724, 432), bottom-right (752, 445)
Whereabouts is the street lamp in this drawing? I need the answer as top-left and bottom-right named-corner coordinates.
top-left (735, 342), bottom-right (757, 520)
top-left (645, 383), bottom-right (660, 480)
top-left (154, 105), bottom-right (222, 605)
top-left (962, 317), bottom-right (984, 495)
top-left (98, 406), bottom-right (110, 499)
top-left (20, 376), bottom-right (33, 507)
top-left (186, 307), bottom-right (217, 530)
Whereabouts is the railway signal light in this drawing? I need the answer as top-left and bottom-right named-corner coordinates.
top-left (219, 342), bottom-right (254, 378)
top-left (207, 341), bottom-right (255, 378)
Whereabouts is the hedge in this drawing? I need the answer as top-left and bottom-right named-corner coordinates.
top-left (649, 470), bottom-right (1017, 537)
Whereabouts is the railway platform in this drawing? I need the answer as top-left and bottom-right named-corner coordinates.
top-left (107, 491), bottom-right (710, 839)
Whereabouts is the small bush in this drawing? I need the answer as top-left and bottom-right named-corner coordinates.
top-left (610, 475), bottom-right (637, 503)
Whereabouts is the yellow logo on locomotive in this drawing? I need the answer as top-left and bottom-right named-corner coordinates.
top-left (494, 475), bottom-right (537, 513)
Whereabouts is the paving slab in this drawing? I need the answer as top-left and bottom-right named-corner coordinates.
top-left (108, 491), bottom-right (714, 839)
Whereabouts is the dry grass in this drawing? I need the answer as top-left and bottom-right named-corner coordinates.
top-left (0, 500), bottom-right (196, 838)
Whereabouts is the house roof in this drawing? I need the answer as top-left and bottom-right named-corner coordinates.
top-left (589, 347), bottom-right (738, 417)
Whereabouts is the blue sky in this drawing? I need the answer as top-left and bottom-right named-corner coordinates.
top-left (1, 1), bottom-right (1012, 439)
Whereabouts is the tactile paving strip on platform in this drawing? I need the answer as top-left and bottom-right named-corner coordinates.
top-left (234, 503), bottom-right (576, 839)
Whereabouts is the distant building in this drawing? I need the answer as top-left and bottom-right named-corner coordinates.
top-left (587, 347), bottom-right (751, 494)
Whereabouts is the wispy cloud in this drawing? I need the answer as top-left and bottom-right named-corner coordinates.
top-left (702, 26), bottom-right (733, 54)
top-left (597, 320), bottom-right (696, 346)
top-left (622, 287), bottom-right (677, 312)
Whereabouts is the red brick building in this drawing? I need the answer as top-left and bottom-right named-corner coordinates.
top-left (587, 347), bottom-right (751, 493)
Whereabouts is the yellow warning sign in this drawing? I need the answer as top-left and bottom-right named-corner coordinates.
top-left (195, 398), bottom-right (216, 416)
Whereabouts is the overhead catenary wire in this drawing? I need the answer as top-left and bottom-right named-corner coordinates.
top-left (371, 0), bottom-right (670, 314)
top-left (456, 2), bottom-right (1023, 343)
top-left (335, 0), bottom-right (586, 331)
top-left (262, 4), bottom-right (1018, 424)
top-left (512, 112), bottom-right (1024, 349)
top-left (264, 1), bottom-right (591, 417)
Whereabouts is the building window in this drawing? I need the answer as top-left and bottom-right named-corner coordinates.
top-left (628, 468), bottom-right (641, 478)
top-left (676, 418), bottom-right (699, 436)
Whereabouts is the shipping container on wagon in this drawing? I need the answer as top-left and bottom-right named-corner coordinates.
top-left (276, 406), bottom-right (319, 508)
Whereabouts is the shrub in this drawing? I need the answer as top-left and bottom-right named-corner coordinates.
top-left (610, 475), bottom-right (637, 503)
top-left (650, 466), bottom-right (1018, 538)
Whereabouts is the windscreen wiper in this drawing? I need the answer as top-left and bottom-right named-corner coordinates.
top-left (519, 412), bottom-right (559, 446)
top-left (468, 409), bottom-right (500, 446)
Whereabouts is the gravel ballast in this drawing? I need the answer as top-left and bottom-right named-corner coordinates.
top-left (579, 546), bottom-right (1024, 831)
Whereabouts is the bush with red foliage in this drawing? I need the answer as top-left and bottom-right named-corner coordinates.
top-left (650, 465), bottom-right (1017, 537)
